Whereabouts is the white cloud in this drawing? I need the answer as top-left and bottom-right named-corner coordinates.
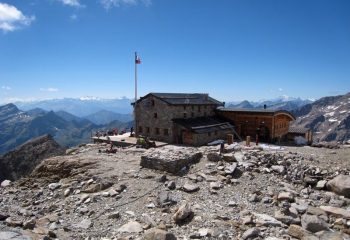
top-left (278, 88), bottom-right (283, 92)
top-left (40, 87), bottom-right (59, 92)
top-left (0, 3), bottom-right (35, 32)
top-left (100, 0), bottom-right (151, 10)
top-left (70, 14), bottom-right (77, 20)
top-left (58, 0), bottom-right (82, 7)
top-left (1, 86), bottom-right (11, 90)
top-left (0, 97), bottom-right (38, 104)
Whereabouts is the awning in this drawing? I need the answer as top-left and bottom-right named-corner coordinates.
top-left (173, 117), bottom-right (234, 134)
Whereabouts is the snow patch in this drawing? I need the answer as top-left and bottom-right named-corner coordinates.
top-left (325, 111), bottom-right (335, 117)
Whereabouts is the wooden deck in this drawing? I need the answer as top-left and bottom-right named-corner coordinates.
top-left (91, 132), bottom-right (169, 147)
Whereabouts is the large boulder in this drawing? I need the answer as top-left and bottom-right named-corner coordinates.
top-left (141, 146), bottom-right (202, 174)
top-left (207, 152), bottom-right (221, 162)
top-left (143, 228), bottom-right (177, 240)
top-left (117, 221), bottom-right (143, 233)
top-left (242, 227), bottom-right (260, 240)
top-left (288, 224), bottom-right (317, 240)
top-left (319, 206), bottom-right (350, 219)
top-left (173, 203), bottom-right (193, 223)
top-left (182, 183), bottom-right (199, 193)
top-left (301, 214), bottom-right (329, 233)
top-left (326, 174), bottom-right (350, 198)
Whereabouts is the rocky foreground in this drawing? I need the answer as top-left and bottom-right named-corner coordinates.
top-left (1, 143), bottom-right (350, 239)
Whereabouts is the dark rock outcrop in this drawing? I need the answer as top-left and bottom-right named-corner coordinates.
top-left (0, 134), bottom-right (65, 181)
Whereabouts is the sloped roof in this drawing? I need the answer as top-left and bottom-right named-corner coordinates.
top-left (217, 108), bottom-right (296, 120)
top-left (173, 117), bottom-right (234, 134)
top-left (288, 126), bottom-right (310, 134)
top-left (136, 93), bottom-right (223, 105)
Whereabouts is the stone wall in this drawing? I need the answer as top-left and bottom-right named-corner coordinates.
top-left (135, 95), bottom-right (218, 143)
top-left (140, 146), bottom-right (203, 174)
top-left (193, 129), bottom-right (233, 146)
top-left (135, 96), bottom-right (174, 142)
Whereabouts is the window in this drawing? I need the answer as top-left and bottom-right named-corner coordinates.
top-left (198, 106), bottom-right (201, 112)
top-left (151, 100), bottom-right (155, 106)
top-left (164, 129), bottom-right (169, 136)
top-left (191, 112), bottom-right (194, 118)
top-left (154, 113), bottom-right (158, 118)
top-left (191, 105), bottom-right (194, 110)
top-left (215, 131), bottom-right (218, 135)
top-left (155, 128), bottom-right (160, 135)
top-left (204, 105), bottom-right (207, 109)
top-left (146, 127), bottom-right (150, 134)
top-left (184, 113), bottom-right (187, 118)
top-left (138, 126), bottom-right (143, 133)
top-left (183, 106), bottom-right (186, 110)
top-left (208, 132), bottom-right (211, 137)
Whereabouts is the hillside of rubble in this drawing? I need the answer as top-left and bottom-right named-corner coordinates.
top-left (0, 141), bottom-right (350, 239)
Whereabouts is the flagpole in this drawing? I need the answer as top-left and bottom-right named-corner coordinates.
top-left (135, 51), bottom-right (137, 103)
top-left (133, 52), bottom-right (138, 137)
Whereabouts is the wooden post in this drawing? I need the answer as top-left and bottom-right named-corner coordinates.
top-left (227, 134), bottom-right (233, 145)
top-left (246, 136), bottom-right (251, 146)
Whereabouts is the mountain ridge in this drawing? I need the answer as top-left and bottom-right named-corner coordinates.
top-left (0, 103), bottom-right (134, 155)
top-left (292, 92), bottom-right (350, 142)
top-left (14, 97), bottom-right (133, 117)
top-left (227, 96), bottom-right (313, 111)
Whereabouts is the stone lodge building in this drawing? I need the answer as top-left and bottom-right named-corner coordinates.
top-left (133, 93), bottom-right (234, 146)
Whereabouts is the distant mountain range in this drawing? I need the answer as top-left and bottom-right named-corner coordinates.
top-left (2, 93), bottom-right (348, 154)
top-left (226, 96), bottom-right (313, 111)
top-left (14, 97), bottom-right (133, 117)
top-left (291, 92), bottom-right (350, 142)
top-left (84, 110), bottom-right (133, 125)
top-left (13, 95), bottom-right (311, 117)
top-left (0, 103), bottom-right (133, 155)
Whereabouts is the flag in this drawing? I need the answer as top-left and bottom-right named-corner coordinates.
top-left (135, 54), bottom-right (141, 64)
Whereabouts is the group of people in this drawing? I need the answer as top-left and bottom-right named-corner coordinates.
top-left (94, 128), bottom-right (126, 137)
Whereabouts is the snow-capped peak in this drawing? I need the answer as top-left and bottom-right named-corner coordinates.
top-left (79, 96), bottom-right (102, 101)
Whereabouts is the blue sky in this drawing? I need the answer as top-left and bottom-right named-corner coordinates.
top-left (0, 0), bottom-right (349, 103)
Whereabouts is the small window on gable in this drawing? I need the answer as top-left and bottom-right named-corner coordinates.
top-left (198, 106), bottom-right (201, 112)
top-left (191, 105), bottom-right (194, 110)
top-left (146, 127), bottom-right (150, 134)
top-left (208, 132), bottom-right (211, 137)
top-left (183, 106), bottom-right (186, 110)
top-left (154, 113), bottom-right (158, 118)
top-left (155, 128), bottom-right (160, 135)
top-left (151, 100), bottom-right (155, 106)
top-left (164, 129), bottom-right (169, 136)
